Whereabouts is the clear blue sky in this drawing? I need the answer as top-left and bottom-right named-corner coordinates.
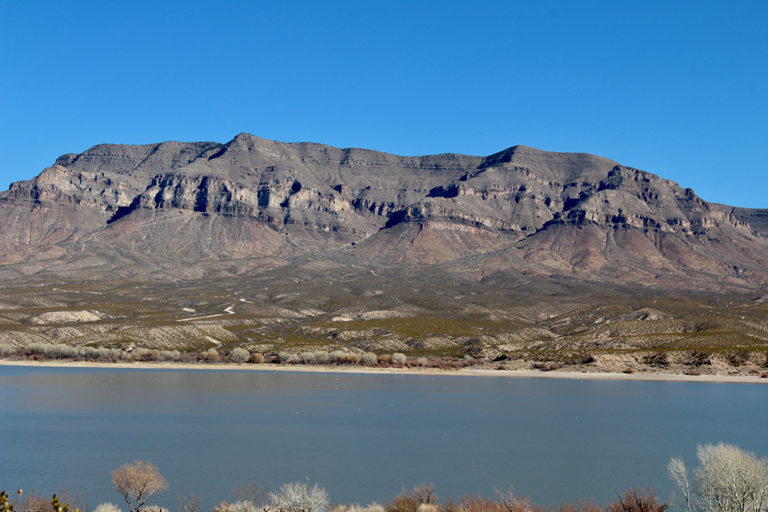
top-left (1, 0), bottom-right (766, 207)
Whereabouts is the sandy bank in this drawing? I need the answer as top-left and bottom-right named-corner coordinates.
top-left (1, 358), bottom-right (766, 384)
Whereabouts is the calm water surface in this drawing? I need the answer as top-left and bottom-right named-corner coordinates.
top-left (0, 366), bottom-right (766, 510)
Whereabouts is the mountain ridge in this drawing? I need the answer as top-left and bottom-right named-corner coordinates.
top-left (1, 133), bottom-right (767, 290)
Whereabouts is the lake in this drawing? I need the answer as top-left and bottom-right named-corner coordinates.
top-left (0, 366), bottom-right (766, 511)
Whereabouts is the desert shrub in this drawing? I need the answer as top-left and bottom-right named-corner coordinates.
top-left (683, 369), bottom-right (701, 376)
top-left (643, 352), bottom-right (668, 368)
top-left (94, 504), bottom-right (122, 512)
top-left (378, 354), bottom-right (392, 365)
top-left (300, 352), bottom-right (316, 364)
top-left (605, 489), bottom-right (668, 512)
top-left (201, 349), bottom-right (220, 362)
top-left (533, 362), bottom-right (562, 372)
top-left (79, 346), bottom-right (101, 359)
top-left (26, 343), bottom-right (50, 356)
top-left (761, 372), bottom-right (768, 379)
top-left (329, 350), bottom-right (345, 363)
top-left (669, 443), bottom-right (768, 512)
top-left (688, 351), bottom-right (711, 367)
top-left (277, 352), bottom-right (293, 364)
top-left (59, 344), bottom-right (79, 358)
top-left (726, 351), bottom-right (750, 367)
top-left (391, 353), bottom-right (407, 365)
top-left (361, 352), bottom-right (378, 366)
top-left (416, 357), bottom-right (428, 367)
top-left (269, 482), bottom-right (329, 512)
top-left (159, 350), bottom-right (181, 361)
top-left (230, 348), bottom-right (250, 363)
top-left (132, 348), bottom-right (150, 360)
top-left (623, 367), bottom-right (634, 374)
top-left (0, 343), bottom-right (16, 357)
top-left (336, 353), bottom-right (361, 364)
top-left (250, 352), bottom-right (266, 364)
top-left (314, 351), bottom-right (330, 364)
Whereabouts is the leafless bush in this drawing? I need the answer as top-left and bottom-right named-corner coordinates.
top-left (213, 501), bottom-right (257, 512)
top-left (387, 484), bottom-right (437, 512)
top-left (605, 489), bottom-right (668, 512)
top-left (142, 506), bottom-right (169, 512)
top-left (496, 487), bottom-right (533, 512)
top-left (345, 504), bottom-right (386, 512)
top-left (230, 348), bottom-right (250, 363)
top-left (444, 494), bottom-right (506, 512)
top-left (557, 500), bottom-right (601, 512)
top-left (18, 488), bottom-right (85, 512)
top-left (623, 367), bottom-right (634, 374)
top-left (268, 482), bottom-right (329, 512)
top-left (94, 503), bottom-right (122, 512)
top-left (378, 354), bottom-right (393, 365)
top-left (234, 482), bottom-right (269, 509)
top-left (111, 460), bottom-right (168, 512)
top-left (177, 494), bottom-right (201, 512)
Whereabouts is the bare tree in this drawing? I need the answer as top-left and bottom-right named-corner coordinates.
top-left (496, 488), bottom-right (534, 512)
top-left (112, 461), bottom-right (168, 512)
top-left (668, 443), bottom-right (768, 512)
top-left (177, 495), bottom-right (201, 512)
top-left (268, 482), bottom-right (329, 512)
top-left (233, 482), bottom-right (269, 509)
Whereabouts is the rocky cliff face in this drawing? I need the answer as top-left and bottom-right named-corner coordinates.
top-left (1, 133), bottom-right (766, 289)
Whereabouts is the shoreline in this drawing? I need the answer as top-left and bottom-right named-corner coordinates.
top-left (1, 358), bottom-right (766, 384)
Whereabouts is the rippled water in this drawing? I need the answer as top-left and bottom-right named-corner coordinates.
top-left (1, 366), bottom-right (766, 511)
